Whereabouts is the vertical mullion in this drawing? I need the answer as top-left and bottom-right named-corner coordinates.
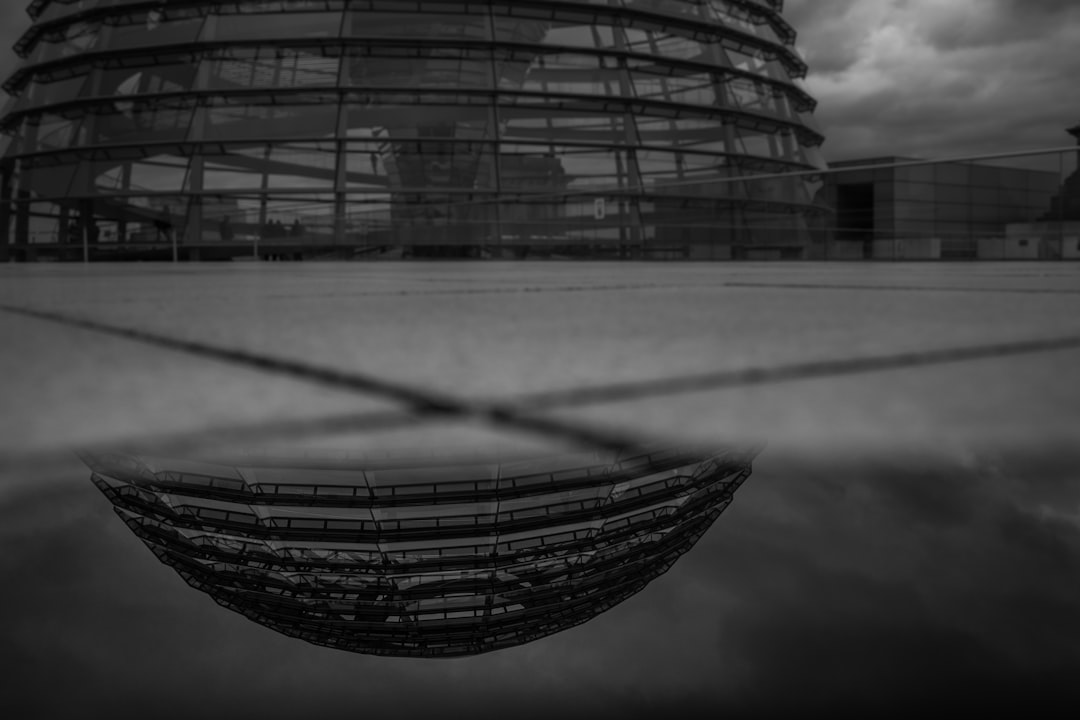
top-left (487, 5), bottom-right (505, 248)
top-left (611, 18), bottom-right (644, 250)
top-left (334, 8), bottom-right (349, 247)
top-left (0, 164), bottom-right (12, 261)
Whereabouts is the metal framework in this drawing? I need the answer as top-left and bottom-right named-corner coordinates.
top-left (83, 444), bottom-right (758, 657)
top-left (1, 0), bottom-right (826, 260)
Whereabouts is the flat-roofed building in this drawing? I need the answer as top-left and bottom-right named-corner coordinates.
top-left (817, 156), bottom-right (1062, 260)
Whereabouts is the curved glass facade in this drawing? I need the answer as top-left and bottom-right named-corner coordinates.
top-left (83, 445), bottom-right (757, 657)
top-left (1, 0), bottom-right (826, 259)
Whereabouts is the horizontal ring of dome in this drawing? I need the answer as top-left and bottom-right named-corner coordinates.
top-left (90, 446), bottom-right (739, 501)
top-left (107, 458), bottom-right (721, 513)
top-left (120, 496), bottom-right (727, 576)
top-left (25, 0), bottom-right (797, 45)
top-left (12, 134), bottom-right (817, 171)
top-left (5, 37), bottom-right (817, 114)
top-left (106, 483), bottom-right (728, 546)
top-left (7, 165), bottom-right (826, 218)
top-left (12, 0), bottom-right (808, 79)
top-left (3, 86), bottom-right (826, 152)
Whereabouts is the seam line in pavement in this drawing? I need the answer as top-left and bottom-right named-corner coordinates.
top-left (261, 282), bottom-right (717, 298)
top-left (509, 334), bottom-right (1080, 410)
top-left (3, 303), bottom-right (1080, 466)
top-left (0, 303), bottom-right (651, 455)
top-left (67, 330), bottom-right (1080, 456)
top-left (722, 281), bottom-right (1080, 295)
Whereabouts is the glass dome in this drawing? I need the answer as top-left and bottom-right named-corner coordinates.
top-left (1, 0), bottom-right (826, 259)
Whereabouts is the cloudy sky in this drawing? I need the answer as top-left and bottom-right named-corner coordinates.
top-left (1, 0), bottom-right (1078, 162)
top-left (786, 0), bottom-right (1080, 159)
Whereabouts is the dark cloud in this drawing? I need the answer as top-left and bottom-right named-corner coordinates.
top-left (918, 0), bottom-right (1080, 51)
top-left (788, 0), bottom-right (1080, 159)
top-left (3, 445), bottom-right (1079, 718)
top-left (785, 0), bottom-right (863, 75)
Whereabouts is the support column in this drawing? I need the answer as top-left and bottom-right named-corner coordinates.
top-left (333, 73), bottom-right (349, 247)
top-left (79, 198), bottom-right (94, 263)
top-left (1063, 124), bottom-right (1080, 254)
top-left (59, 205), bottom-right (69, 247)
top-left (334, 7), bottom-right (350, 247)
top-left (185, 160), bottom-right (204, 251)
top-left (118, 161), bottom-right (131, 243)
top-left (486, 7), bottom-right (506, 249)
top-left (15, 117), bottom-right (41, 259)
top-left (76, 49), bottom-right (110, 263)
top-left (256, 38), bottom-right (286, 255)
top-left (182, 29), bottom-right (215, 259)
top-left (723, 119), bottom-right (748, 251)
top-left (611, 27), bottom-right (644, 252)
top-left (0, 165), bottom-right (12, 262)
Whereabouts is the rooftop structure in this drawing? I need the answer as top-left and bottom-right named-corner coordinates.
top-left (817, 154), bottom-right (1064, 260)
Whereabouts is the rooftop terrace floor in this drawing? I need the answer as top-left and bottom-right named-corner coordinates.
top-left (1, 261), bottom-right (1079, 716)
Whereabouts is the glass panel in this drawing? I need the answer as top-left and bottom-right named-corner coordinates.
top-left (28, 20), bottom-right (101, 64)
top-left (344, 100), bottom-right (492, 138)
top-left (523, 53), bottom-right (619, 96)
top-left (39, 1), bottom-right (117, 23)
top-left (17, 200), bottom-right (64, 245)
top-left (343, 54), bottom-right (493, 90)
top-left (16, 156), bottom-right (79, 198)
top-left (340, 191), bottom-right (392, 238)
top-left (260, 192), bottom-right (337, 238)
top-left (107, 15), bottom-right (205, 50)
top-left (499, 107), bottom-right (627, 144)
top-left (88, 97), bottom-right (196, 145)
top-left (197, 142), bottom-right (336, 192)
top-left (92, 150), bottom-right (190, 194)
top-left (207, 11), bottom-right (343, 42)
top-left (205, 50), bottom-right (341, 91)
top-left (26, 113), bottom-right (83, 151)
top-left (99, 63), bottom-right (199, 97)
top-left (202, 97), bottom-right (338, 142)
top-left (343, 11), bottom-right (490, 40)
top-left (25, 75), bottom-right (91, 107)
